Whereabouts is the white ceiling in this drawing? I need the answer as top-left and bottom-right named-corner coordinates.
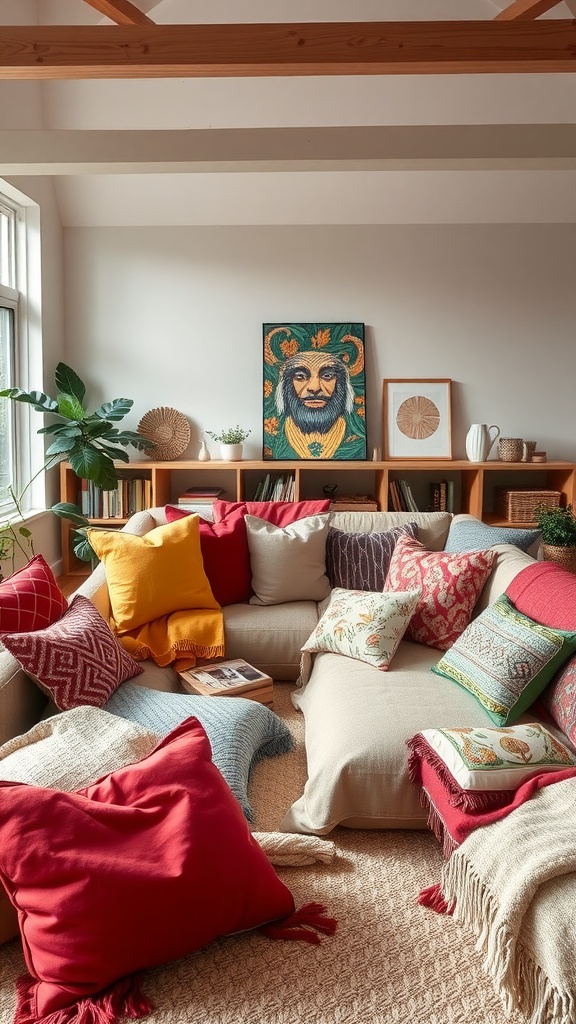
top-left (1, 0), bottom-right (575, 226)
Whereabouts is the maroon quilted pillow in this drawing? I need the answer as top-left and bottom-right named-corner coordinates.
top-left (0, 595), bottom-right (143, 709)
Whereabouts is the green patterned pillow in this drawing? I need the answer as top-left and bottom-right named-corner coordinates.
top-left (432, 594), bottom-right (576, 725)
top-left (301, 587), bottom-right (421, 671)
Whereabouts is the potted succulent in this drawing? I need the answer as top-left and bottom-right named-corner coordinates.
top-left (206, 425), bottom-right (251, 462)
top-left (534, 503), bottom-right (576, 573)
top-left (0, 362), bottom-right (154, 567)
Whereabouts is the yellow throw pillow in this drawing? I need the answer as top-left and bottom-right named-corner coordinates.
top-left (87, 515), bottom-right (220, 633)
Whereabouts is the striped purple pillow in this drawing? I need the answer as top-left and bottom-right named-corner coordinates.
top-left (326, 523), bottom-right (419, 592)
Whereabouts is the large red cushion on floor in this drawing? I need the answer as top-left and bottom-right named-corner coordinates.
top-left (0, 717), bottom-right (294, 1022)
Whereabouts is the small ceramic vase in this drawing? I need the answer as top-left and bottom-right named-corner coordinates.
top-left (198, 439), bottom-right (211, 462)
top-left (465, 424), bottom-right (500, 462)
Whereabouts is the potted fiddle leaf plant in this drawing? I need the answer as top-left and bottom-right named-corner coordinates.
top-left (207, 425), bottom-right (251, 461)
top-left (534, 503), bottom-right (576, 574)
top-left (0, 362), bottom-right (155, 566)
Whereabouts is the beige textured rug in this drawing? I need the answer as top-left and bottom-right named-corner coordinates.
top-left (0, 684), bottom-right (528, 1024)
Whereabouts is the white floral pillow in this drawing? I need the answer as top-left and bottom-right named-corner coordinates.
top-left (301, 587), bottom-right (421, 671)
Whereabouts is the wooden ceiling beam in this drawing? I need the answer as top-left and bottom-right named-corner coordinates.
top-left (0, 21), bottom-right (574, 79)
top-left (495, 0), bottom-right (567, 20)
top-left (80, 1), bottom-right (155, 26)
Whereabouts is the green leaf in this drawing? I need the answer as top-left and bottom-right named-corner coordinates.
top-left (55, 363), bottom-right (86, 404)
top-left (51, 502), bottom-right (91, 528)
top-left (69, 447), bottom-right (118, 489)
top-left (17, 526), bottom-right (32, 539)
top-left (0, 388), bottom-right (58, 413)
top-left (114, 430), bottom-right (156, 450)
top-left (45, 436), bottom-right (77, 456)
top-left (57, 394), bottom-right (86, 421)
top-left (93, 398), bottom-right (133, 422)
top-left (37, 423), bottom-right (80, 436)
top-left (72, 530), bottom-right (97, 564)
top-left (95, 443), bottom-right (130, 462)
top-left (81, 420), bottom-right (115, 439)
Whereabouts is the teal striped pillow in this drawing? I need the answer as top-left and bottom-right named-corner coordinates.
top-left (431, 595), bottom-right (576, 725)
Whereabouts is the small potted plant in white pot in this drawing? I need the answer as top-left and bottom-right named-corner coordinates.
top-left (534, 503), bottom-right (576, 574)
top-left (207, 425), bottom-right (251, 461)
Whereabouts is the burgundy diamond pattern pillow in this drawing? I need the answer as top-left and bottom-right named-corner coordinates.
top-left (0, 555), bottom-right (68, 632)
top-left (0, 595), bottom-right (143, 710)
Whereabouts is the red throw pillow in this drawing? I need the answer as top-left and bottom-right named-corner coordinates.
top-left (165, 506), bottom-right (252, 605)
top-left (2, 718), bottom-right (295, 1022)
top-left (506, 560), bottom-right (576, 630)
top-left (0, 595), bottom-right (143, 709)
top-left (212, 498), bottom-right (331, 526)
top-left (0, 554), bottom-right (67, 632)
top-left (383, 534), bottom-right (496, 650)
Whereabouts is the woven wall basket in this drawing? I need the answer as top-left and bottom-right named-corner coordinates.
top-left (542, 544), bottom-right (576, 574)
top-left (137, 407), bottom-right (191, 460)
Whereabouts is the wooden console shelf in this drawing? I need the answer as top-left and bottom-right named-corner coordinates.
top-left (59, 458), bottom-right (576, 576)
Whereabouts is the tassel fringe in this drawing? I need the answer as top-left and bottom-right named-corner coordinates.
top-left (15, 973), bottom-right (153, 1024)
top-left (406, 736), bottom-right (514, 812)
top-left (418, 883), bottom-right (453, 916)
top-left (259, 902), bottom-right (337, 945)
top-left (419, 787), bottom-right (459, 859)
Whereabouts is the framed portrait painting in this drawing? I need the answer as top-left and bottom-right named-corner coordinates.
top-left (263, 323), bottom-right (367, 461)
top-left (383, 378), bottom-right (452, 460)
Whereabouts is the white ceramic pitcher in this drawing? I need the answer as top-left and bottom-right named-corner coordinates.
top-left (465, 423), bottom-right (500, 462)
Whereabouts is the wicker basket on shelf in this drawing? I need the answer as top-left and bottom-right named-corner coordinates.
top-left (494, 487), bottom-right (561, 523)
top-left (542, 545), bottom-right (576, 574)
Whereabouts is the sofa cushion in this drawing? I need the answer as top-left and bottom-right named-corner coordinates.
top-left (329, 510), bottom-right (452, 551)
top-left (281, 644), bottom-right (506, 835)
top-left (246, 514), bottom-right (331, 605)
top-left (408, 722), bottom-right (575, 806)
top-left (87, 513), bottom-right (219, 633)
top-left (212, 499), bottom-right (331, 525)
top-left (540, 655), bottom-right (576, 747)
top-left (0, 555), bottom-right (67, 632)
top-left (444, 514), bottom-right (540, 555)
top-left (506, 560), bottom-right (576, 631)
top-left (105, 682), bottom-right (293, 821)
top-left (1, 718), bottom-right (295, 1023)
top-left (384, 533), bottom-right (496, 650)
top-left (301, 587), bottom-right (421, 671)
top-left (432, 595), bottom-right (576, 726)
top-left (326, 523), bottom-right (418, 591)
top-left (473, 543), bottom-right (536, 617)
top-left (165, 505), bottom-right (252, 605)
top-left (223, 601), bottom-right (319, 681)
top-left (0, 595), bottom-right (143, 710)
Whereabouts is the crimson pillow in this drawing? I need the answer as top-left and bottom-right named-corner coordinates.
top-left (212, 499), bottom-right (331, 526)
top-left (0, 595), bottom-right (143, 709)
top-left (506, 561), bottom-right (576, 630)
top-left (2, 717), bottom-right (295, 1022)
top-left (165, 507), bottom-right (252, 605)
top-left (0, 555), bottom-right (67, 632)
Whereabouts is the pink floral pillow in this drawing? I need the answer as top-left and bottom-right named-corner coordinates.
top-left (383, 534), bottom-right (496, 650)
top-left (540, 654), bottom-right (576, 746)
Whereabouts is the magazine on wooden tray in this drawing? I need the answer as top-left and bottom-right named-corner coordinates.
top-left (178, 659), bottom-right (273, 704)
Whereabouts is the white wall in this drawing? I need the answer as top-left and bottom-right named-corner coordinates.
top-left (63, 223), bottom-right (576, 463)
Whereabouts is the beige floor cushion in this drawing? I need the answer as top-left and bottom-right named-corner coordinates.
top-left (280, 644), bottom-right (549, 836)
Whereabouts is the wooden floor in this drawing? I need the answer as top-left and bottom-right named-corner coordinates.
top-left (57, 575), bottom-right (87, 599)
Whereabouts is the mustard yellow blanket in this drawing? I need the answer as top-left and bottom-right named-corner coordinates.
top-left (118, 608), bottom-right (224, 673)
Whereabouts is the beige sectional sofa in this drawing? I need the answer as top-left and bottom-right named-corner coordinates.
top-left (0, 507), bottom-right (553, 841)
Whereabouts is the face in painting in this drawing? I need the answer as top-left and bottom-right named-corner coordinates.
top-left (276, 351), bottom-right (354, 434)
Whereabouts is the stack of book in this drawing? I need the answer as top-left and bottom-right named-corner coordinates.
top-left (429, 480), bottom-right (455, 513)
top-left (178, 659), bottom-right (273, 705)
top-left (330, 494), bottom-right (378, 512)
top-left (177, 486), bottom-right (224, 508)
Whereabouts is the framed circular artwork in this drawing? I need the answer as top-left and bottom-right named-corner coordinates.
top-left (383, 379), bottom-right (452, 460)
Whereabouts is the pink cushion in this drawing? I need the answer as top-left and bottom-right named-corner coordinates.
top-left (212, 499), bottom-right (331, 526)
top-left (0, 595), bottom-right (143, 709)
top-left (384, 534), bottom-right (496, 650)
top-left (165, 507), bottom-right (252, 605)
top-left (0, 555), bottom-right (67, 632)
top-left (506, 560), bottom-right (576, 630)
top-left (2, 718), bottom-right (295, 1022)
top-left (540, 654), bottom-right (576, 746)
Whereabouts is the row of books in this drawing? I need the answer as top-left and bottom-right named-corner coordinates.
top-left (253, 473), bottom-right (295, 501)
top-left (430, 479), bottom-right (455, 513)
top-left (79, 477), bottom-right (152, 519)
top-left (389, 479), bottom-right (419, 513)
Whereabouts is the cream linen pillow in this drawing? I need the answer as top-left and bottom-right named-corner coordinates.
top-left (246, 513), bottom-right (331, 605)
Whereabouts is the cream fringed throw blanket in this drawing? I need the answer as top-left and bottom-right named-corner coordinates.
top-left (439, 777), bottom-right (576, 1024)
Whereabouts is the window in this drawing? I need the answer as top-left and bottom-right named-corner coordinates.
top-left (0, 201), bottom-right (18, 516)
